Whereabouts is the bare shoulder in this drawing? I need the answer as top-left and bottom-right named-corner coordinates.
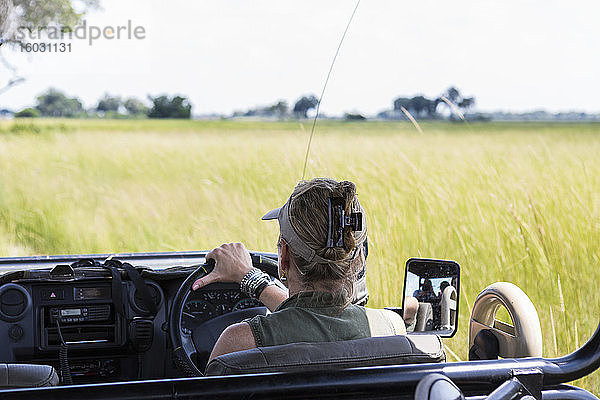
top-left (364, 307), bottom-right (407, 336)
top-left (382, 308), bottom-right (407, 335)
top-left (208, 322), bottom-right (257, 363)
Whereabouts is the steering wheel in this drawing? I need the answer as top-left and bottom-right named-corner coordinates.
top-left (469, 282), bottom-right (542, 359)
top-left (169, 256), bottom-right (279, 376)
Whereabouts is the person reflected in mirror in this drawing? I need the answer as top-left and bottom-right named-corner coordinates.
top-left (439, 281), bottom-right (450, 298)
top-left (417, 279), bottom-right (437, 303)
top-left (192, 178), bottom-right (409, 363)
top-left (403, 296), bottom-right (419, 333)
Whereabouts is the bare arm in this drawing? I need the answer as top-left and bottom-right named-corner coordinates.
top-left (256, 284), bottom-right (288, 312)
top-left (208, 322), bottom-right (256, 363)
top-left (192, 242), bottom-right (288, 311)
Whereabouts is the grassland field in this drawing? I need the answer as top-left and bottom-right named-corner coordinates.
top-left (0, 119), bottom-right (599, 391)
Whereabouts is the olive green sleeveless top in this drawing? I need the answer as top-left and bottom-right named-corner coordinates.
top-left (247, 292), bottom-right (406, 347)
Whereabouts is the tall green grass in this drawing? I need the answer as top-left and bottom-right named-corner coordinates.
top-left (1, 119), bottom-right (599, 391)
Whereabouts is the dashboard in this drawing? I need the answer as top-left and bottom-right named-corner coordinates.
top-left (0, 251), bottom-right (275, 384)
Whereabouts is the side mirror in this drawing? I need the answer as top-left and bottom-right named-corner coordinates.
top-left (402, 258), bottom-right (460, 338)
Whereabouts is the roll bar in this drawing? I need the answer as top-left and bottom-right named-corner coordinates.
top-left (543, 318), bottom-right (600, 385)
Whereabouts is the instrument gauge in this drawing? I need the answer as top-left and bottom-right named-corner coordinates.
top-left (233, 298), bottom-right (263, 311)
top-left (181, 300), bottom-right (216, 335)
top-left (215, 304), bottom-right (231, 315)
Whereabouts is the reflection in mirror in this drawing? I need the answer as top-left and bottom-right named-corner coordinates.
top-left (402, 258), bottom-right (460, 338)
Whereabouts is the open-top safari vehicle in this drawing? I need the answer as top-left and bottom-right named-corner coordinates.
top-left (0, 250), bottom-right (598, 399)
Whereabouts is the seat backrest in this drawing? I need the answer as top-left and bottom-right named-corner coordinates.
top-left (205, 334), bottom-right (445, 376)
top-left (0, 364), bottom-right (59, 388)
top-left (440, 286), bottom-right (457, 330)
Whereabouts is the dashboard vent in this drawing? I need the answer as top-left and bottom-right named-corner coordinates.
top-left (87, 305), bottom-right (111, 321)
top-left (133, 284), bottom-right (161, 313)
top-left (0, 284), bottom-right (29, 321)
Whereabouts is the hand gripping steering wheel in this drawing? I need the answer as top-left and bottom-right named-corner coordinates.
top-left (469, 282), bottom-right (542, 359)
top-left (169, 257), bottom-right (279, 376)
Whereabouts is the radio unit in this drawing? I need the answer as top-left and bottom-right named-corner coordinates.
top-left (50, 304), bottom-right (111, 324)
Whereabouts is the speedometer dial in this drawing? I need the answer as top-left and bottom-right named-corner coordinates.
top-left (181, 300), bottom-right (216, 335)
top-left (233, 298), bottom-right (263, 311)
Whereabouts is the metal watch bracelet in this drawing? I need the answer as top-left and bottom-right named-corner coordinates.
top-left (240, 268), bottom-right (271, 299)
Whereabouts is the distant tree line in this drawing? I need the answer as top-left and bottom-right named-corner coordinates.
top-left (233, 88), bottom-right (476, 122)
top-left (232, 95), bottom-right (319, 119)
top-left (379, 87), bottom-right (476, 121)
top-left (15, 91), bottom-right (323, 120)
top-left (14, 88), bottom-right (192, 119)
top-left (12, 86), bottom-right (478, 121)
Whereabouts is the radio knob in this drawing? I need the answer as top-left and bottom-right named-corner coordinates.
top-left (8, 324), bottom-right (24, 341)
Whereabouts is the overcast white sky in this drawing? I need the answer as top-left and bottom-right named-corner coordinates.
top-left (1, 0), bottom-right (599, 115)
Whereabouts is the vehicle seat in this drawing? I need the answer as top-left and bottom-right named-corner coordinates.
top-left (205, 334), bottom-right (445, 376)
top-left (440, 286), bottom-right (457, 331)
top-left (0, 363), bottom-right (59, 388)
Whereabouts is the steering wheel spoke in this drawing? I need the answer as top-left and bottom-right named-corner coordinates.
top-left (182, 311), bottom-right (205, 332)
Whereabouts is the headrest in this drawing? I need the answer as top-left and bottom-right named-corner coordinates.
top-left (206, 334), bottom-right (445, 376)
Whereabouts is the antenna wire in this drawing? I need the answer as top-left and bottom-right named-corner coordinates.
top-left (301, 0), bottom-right (361, 179)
